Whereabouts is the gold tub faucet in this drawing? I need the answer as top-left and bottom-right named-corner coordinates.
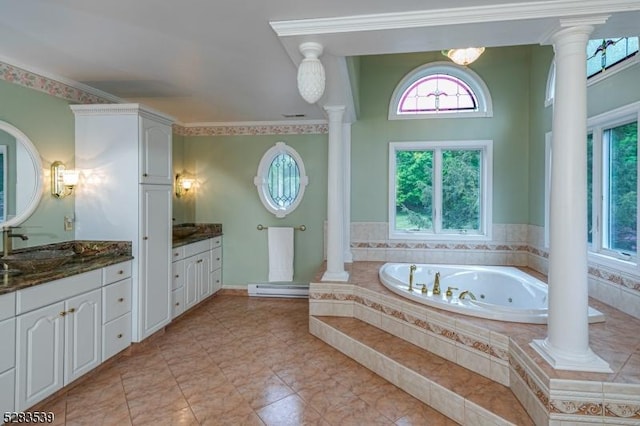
top-left (408, 264), bottom-right (417, 291)
top-left (432, 272), bottom-right (441, 295)
top-left (445, 286), bottom-right (459, 297)
top-left (459, 290), bottom-right (477, 300)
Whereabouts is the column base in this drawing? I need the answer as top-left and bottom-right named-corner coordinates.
top-left (530, 338), bottom-right (612, 373)
top-left (321, 270), bottom-right (350, 282)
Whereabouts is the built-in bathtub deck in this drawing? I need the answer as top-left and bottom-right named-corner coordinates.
top-left (310, 261), bottom-right (640, 425)
top-left (312, 315), bottom-right (534, 425)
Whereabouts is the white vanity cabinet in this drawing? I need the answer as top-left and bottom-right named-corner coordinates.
top-left (73, 104), bottom-right (174, 342)
top-left (0, 292), bottom-right (16, 414)
top-left (171, 236), bottom-right (222, 317)
top-left (11, 260), bottom-right (132, 412)
top-left (15, 270), bottom-right (103, 411)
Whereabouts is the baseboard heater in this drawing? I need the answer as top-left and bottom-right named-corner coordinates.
top-left (248, 282), bottom-right (309, 298)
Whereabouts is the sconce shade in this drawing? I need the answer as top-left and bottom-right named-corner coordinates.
top-left (443, 47), bottom-right (485, 66)
top-left (175, 173), bottom-right (195, 198)
top-left (297, 42), bottom-right (325, 104)
top-left (51, 161), bottom-right (77, 198)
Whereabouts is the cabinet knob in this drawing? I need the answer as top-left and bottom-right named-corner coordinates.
top-left (175, 302), bottom-right (180, 306)
top-left (143, 173), bottom-right (148, 177)
top-left (174, 253), bottom-right (180, 256)
top-left (68, 308), bottom-right (76, 314)
top-left (118, 270), bottom-right (124, 275)
top-left (175, 274), bottom-right (179, 278)
top-left (216, 258), bottom-right (220, 261)
top-left (118, 297), bottom-right (124, 302)
top-left (117, 333), bottom-right (123, 339)
top-left (59, 311), bottom-right (67, 317)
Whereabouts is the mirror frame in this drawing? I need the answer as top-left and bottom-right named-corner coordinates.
top-left (0, 121), bottom-right (43, 228)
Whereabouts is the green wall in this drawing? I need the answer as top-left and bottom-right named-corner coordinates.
top-left (184, 134), bottom-right (327, 286)
top-left (0, 79), bottom-right (75, 248)
top-left (172, 132), bottom-right (195, 223)
top-left (351, 47), bottom-right (534, 225)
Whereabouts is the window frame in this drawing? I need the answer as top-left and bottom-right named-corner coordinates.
top-left (388, 62), bottom-right (493, 120)
top-left (544, 101), bottom-right (640, 272)
top-left (388, 140), bottom-right (493, 241)
top-left (254, 141), bottom-right (308, 218)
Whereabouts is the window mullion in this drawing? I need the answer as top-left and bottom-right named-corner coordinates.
top-left (593, 127), bottom-right (603, 254)
top-left (433, 148), bottom-right (443, 235)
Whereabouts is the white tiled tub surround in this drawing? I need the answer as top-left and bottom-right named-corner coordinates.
top-left (348, 222), bottom-right (640, 320)
top-left (309, 279), bottom-right (640, 425)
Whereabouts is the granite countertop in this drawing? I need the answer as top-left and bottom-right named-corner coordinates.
top-left (172, 223), bottom-right (223, 248)
top-left (0, 241), bottom-right (133, 295)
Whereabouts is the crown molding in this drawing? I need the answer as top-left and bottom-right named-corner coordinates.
top-left (70, 103), bottom-right (175, 124)
top-left (270, 0), bottom-right (640, 36)
top-left (0, 55), bottom-right (122, 105)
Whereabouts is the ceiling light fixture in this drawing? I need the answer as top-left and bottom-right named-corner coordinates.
top-left (297, 42), bottom-right (325, 104)
top-left (442, 47), bottom-right (485, 66)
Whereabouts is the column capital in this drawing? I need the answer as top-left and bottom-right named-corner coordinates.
top-left (324, 105), bottom-right (346, 119)
top-left (541, 15), bottom-right (606, 45)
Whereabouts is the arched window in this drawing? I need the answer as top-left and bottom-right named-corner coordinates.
top-left (389, 62), bottom-right (492, 120)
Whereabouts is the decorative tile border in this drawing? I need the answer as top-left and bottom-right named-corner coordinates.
top-left (173, 122), bottom-right (328, 136)
top-left (0, 60), bottom-right (112, 104)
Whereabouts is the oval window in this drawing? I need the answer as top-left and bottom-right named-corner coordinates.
top-left (254, 142), bottom-right (308, 217)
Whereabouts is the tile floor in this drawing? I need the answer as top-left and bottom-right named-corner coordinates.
top-left (35, 295), bottom-right (459, 425)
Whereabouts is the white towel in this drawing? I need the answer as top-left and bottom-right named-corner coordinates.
top-left (268, 227), bottom-right (294, 282)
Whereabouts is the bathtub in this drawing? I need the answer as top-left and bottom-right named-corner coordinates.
top-left (378, 263), bottom-right (605, 324)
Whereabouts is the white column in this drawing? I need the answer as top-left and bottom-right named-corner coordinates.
top-left (531, 24), bottom-right (611, 372)
top-left (322, 106), bottom-right (349, 281)
top-left (343, 122), bottom-right (353, 263)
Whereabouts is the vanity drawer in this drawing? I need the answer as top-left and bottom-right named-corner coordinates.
top-left (172, 260), bottom-right (184, 291)
top-left (184, 240), bottom-right (209, 257)
top-left (210, 247), bottom-right (222, 272)
top-left (103, 312), bottom-right (131, 362)
top-left (172, 246), bottom-right (184, 261)
top-left (102, 261), bottom-right (132, 285)
top-left (102, 278), bottom-right (132, 323)
top-left (0, 318), bottom-right (15, 372)
top-left (210, 236), bottom-right (222, 250)
top-left (171, 288), bottom-right (185, 319)
top-left (0, 292), bottom-right (15, 321)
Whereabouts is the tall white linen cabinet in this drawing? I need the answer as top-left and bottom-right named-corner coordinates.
top-left (72, 104), bottom-right (174, 342)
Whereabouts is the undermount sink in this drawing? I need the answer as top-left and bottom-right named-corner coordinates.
top-left (172, 226), bottom-right (198, 239)
top-left (1, 250), bottom-right (75, 273)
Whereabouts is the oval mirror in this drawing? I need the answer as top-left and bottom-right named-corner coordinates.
top-left (0, 121), bottom-right (43, 228)
top-left (254, 142), bottom-right (308, 218)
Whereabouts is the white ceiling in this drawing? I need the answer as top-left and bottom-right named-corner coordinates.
top-left (1, 0), bottom-right (639, 124)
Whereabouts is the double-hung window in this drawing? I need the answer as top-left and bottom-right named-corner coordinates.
top-left (389, 140), bottom-right (492, 240)
top-left (587, 104), bottom-right (639, 261)
top-left (546, 101), bottom-right (640, 266)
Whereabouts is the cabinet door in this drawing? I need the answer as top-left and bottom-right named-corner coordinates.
top-left (184, 255), bottom-right (199, 310)
top-left (64, 289), bottom-right (102, 384)
top-left (16, 302), bottom-right (65, 411)
top-left (198, 253), bottom-right (212, 299)
top-left (211, 268), bottom-right (222, 294)
top-left (139, 117), bottom-right (172, 184)
top-left (138, 185), bottom-right (172, 341)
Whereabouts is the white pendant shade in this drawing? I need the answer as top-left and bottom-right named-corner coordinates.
top-left (297, 42), bottom-right (325, 104)
top-left (444, 47), bottom-right (485, 66)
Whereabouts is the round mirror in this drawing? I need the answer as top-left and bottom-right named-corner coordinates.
top-left (0, 121), bottom-right (43, 228)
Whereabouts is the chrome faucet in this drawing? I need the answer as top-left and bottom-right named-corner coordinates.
top-left (408, 264), bottom-right (417, 292)
top-left (432, 272), bottom-right (441, 295)
top-left (2, 227), bottom-right (29, 257)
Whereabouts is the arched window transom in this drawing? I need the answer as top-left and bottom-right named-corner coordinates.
top-left (389, 62), bottom-right (492, 120)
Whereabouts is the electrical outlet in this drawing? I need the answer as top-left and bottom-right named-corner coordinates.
top-left (64, 215), bottom-right (74, 231)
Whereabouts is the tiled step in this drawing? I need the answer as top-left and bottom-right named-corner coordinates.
top-left (311, 315), bottom-right (534, 426)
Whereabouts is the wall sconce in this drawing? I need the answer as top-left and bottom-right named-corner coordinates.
top-left (297, 42), bottom-right (325, 104)
top-left (175, 173), bottom-right (194, 198)
top-left (51, 161), bottom-right (79, 198)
